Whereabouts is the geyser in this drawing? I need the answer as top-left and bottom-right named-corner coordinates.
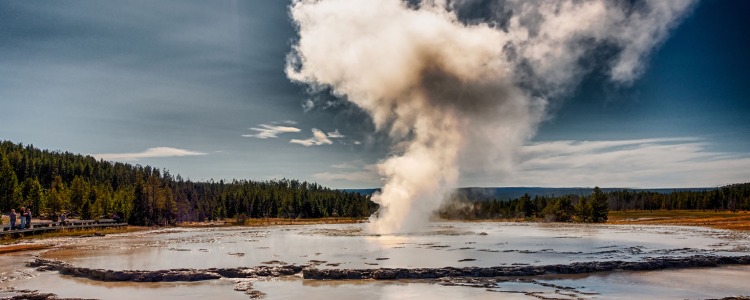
top-left (286, 0), bottom-right (695, 233)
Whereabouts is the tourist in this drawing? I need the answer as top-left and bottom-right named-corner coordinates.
top-left (19, 207), bottom-right (27, 230)
top-left (112, 212), bottom-right (120, 223)
top-left (9, 209), bottom-right (16, 230)
top-left (25, 208), bottom-right (32, 229)
top-left (60, 213), bottom-right (66, 226)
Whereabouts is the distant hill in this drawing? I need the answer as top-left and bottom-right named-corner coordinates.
top-left (343, 187), bottom-right (715, 201)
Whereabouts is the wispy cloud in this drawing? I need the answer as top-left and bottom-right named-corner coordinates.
top-left (327, 129), bottom-right (345, 139)
top-left (290, 128), bottom-right (343, 146)
top-left (93, 147), bottom-right (207, 161)
top-left (312, 138), bottom-right (750, 188)
top-left (243, 124), bottom-right (301, 139)
top-left (331, 159), bottom-right (365, 169)
top-left (501, 138), bottom-right (750, 188)
top-left (290, 128), bottom-right (332, 146)
top-left (313, 162), bottom-right (380, 183)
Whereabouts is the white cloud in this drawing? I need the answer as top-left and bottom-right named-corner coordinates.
top-left (331, 160), bottom-right (367, 169)
top-left (313, 163), bottom-right (380, 183)
top-left (331, 163), bottom-right (352, 169)
top-left (312, 138), bottom-right (750, 189)
top-left (243, 124), bottom-right (301, 139)
top-left (93, 147), bottom-right (206, 161)
top-left (497, 138), bottom-right (750, 188)
top-left (290, 128), bottom-right (334, 146)
top-left (327, 129), bottom-right (345, 139)
top-left (314, 170), bottom-right (380, 183)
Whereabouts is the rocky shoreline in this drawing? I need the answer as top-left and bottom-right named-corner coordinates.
top-left (303, 255), bottom-right (750, 279)
top-left (28, 255), bottom-right (750, 282)
top-left (28, 258), bottom-right (304, 282)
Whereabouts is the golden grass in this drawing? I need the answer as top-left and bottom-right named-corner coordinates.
top-left (441, 210), bottom-right (750, 231)
top-left (177, 217), bottom-right (366, 228)
top-left (608, 210), bottom-right (750, 231)
top-left (0, 244), bottom-right (50, 254)
top-left (242, 217), bottom-right (366, 226)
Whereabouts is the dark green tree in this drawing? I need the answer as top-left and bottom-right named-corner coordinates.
top-left (129, 177), bottom-right (149, 225)
top-left (69, 176), bottom-right (88, 215)
top-left (517, 193), bottom-right (535, 218)
top-left (0, 154), bottom-right (20, 211)
top-left (20, 178), bottom-right (46, 214)
top-left (47, 176), bottom-right (69, 213)
top-left (542, 197), bottom-right (575, 222)
top-left (80, 199), bottom-right (92, 220)
top-left (590, 187), bottom-right (609, 222)
top-left (575, 196), bottom-right (592, 222)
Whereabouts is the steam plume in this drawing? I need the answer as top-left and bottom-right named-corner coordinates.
top-left (286, 0), bottom-right (695, 233)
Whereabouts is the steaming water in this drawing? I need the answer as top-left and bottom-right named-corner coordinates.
top-left (40, 223), bottom-right (749, 270)
top-left (2, 222), bottom-right (749, 299)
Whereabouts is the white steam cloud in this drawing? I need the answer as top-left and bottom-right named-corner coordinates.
top-left (286, 0), bottom-right (695, 233)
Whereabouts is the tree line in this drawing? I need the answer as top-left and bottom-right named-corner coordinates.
top-left (437, 183), bottom-right (750, 222)
top-left (438, 186), bottom-right (611, 222)
top-left (606, 185), bottom-right (750, 211)
top-left (0, 141), bottom-right (377, 225)
top-left (3, 140), bottom-right (747, 226)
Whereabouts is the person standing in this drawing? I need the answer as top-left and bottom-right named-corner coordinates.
top-left (19, 207), bottom-right (26, 230)
top-left (25, 208), bottom-right (32, 229)
top-left (9, 209), bottom-right (16, 230)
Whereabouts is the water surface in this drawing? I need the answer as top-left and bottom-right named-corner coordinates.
top-left (2, 222), bottom-right (748, 299)
top-left (42, 222), bottom-right (749, 270)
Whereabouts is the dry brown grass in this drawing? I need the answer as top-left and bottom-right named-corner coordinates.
top-left (608, 210), bottom-right (750, 231)
top-left (0, 244), bottom-right (50, 254)
top-left (242, 217), bottom-right (366, 226)
top-left (178, 217), bottom-right (366, 228)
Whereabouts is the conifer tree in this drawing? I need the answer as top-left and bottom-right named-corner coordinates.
top-left (590, 187), bottom-right (609, 222)
top-left (0, 154), bottom-right (20, 211)
top-left (575, 196), bottom-right (592, 222)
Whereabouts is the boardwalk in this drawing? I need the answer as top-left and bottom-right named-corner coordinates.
top-left (1, 219), bottom-right (127, 237)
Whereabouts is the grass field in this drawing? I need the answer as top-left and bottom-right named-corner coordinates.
top-left (178, 217), bottom-right (367, 227)
top-left (608, 210), bottom-right (750, 231)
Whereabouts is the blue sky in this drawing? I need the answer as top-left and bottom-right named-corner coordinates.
top-left (1, 0), bottom-right (748, 188)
